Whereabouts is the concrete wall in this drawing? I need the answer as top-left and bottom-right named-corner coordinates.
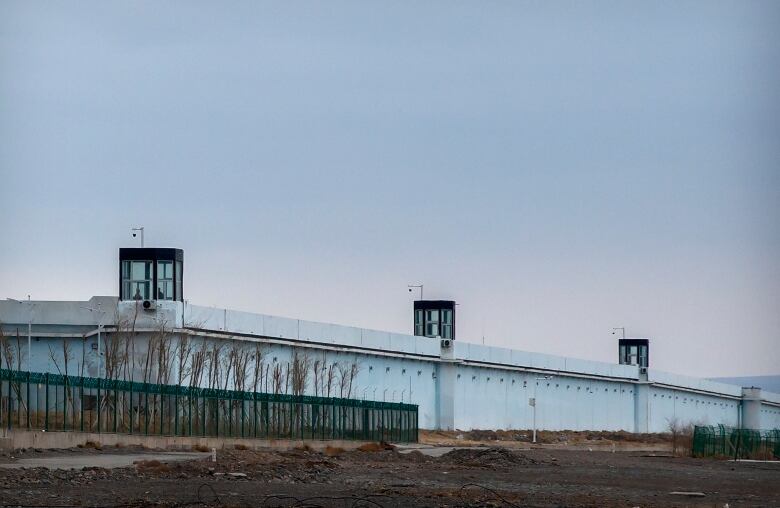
top-left (1, 298), bottom-right (779, 434)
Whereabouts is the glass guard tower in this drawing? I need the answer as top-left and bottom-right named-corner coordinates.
top-left (413, 300), bottom-right (456, 340)
top-left (618, 338), bottom-right (649, 368)
top-left (119, 248), bottom-right (183, 302)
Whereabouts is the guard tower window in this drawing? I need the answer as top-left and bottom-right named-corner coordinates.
top-left (638, 347), bottom-right (648, 367)
top-left (157, 261), bottom-right (174, 300)
top-left (122, 260), bottom-right (152, 300)
top-left (441, 309), bottom-right (453, 339)
top-left (414, 309), bottom-right (424, 336)
top-left (413, 300), bottom-right (456, 340)
top-left (618, 338), bottom-right (649, 368)
top-left (425, 309), bottom-right (439, 337)
top-left (119, 248), bottom-right (184, 302)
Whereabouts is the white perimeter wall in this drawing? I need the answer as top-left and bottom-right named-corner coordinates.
top-left (1, 298), bottom-right (779, 433)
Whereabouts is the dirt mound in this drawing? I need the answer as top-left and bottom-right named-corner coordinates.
top-left (323, 446), bottom-right (345, 457)
top-left (398, 450), bottom-right (432, 463)
top-left (357, 441), bottom-right (395, 452)
top-left (134, 459), bottom-right (172, 473)
top-left (440, 447), bottom-right (538, 468)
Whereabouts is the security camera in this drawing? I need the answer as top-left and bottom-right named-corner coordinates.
top-left (132, 233), bottom-right (137, 237)
top-left (408, 288), bottom-right (412, 292)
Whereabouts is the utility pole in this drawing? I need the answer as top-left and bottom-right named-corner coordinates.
top-left (82, 303), bottom-right (106, 378)
top-left (131, 226), bottom-right (145, 247)
top-left (407, 284), bottom-right (423, 300)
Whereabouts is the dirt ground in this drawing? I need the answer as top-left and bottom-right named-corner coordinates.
top-left (0, 436), bottom-right (778, 507)
top-left (418, 429), bottom-right (675, 451)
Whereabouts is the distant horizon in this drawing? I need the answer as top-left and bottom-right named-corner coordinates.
top-left (710, 375), bottom-right (780, 393)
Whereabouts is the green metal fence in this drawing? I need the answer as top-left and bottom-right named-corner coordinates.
top-left (0, 369), bottom-right (418, 443)
top-left (692, 425), bottom-right (780, 459)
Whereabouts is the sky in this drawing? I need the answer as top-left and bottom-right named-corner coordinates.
top-left (1, 1), bottom-right (778, 378)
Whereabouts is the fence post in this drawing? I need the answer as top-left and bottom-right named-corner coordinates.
top-left (215, 397), bottom-right (219, 437)
top-left (44, 373), bottom-right (49, 431)
top-left (331, 400), bottom-right (336, 440)
top-left (175, 389), bottom-right (179, 436)
top-left (129, 381), bottom-right (134, 434)
top-left (62, 377), bottom-right (67, 432)
top-left (416, 408), bottom-right (419, 442)
top-left (25, 371), bottom-right (30, 430)
top-left (241, 396), bottom-right (246, 438)
top-left (97, 380), bottom-right (101, 433)
top-left (80, 375), bottom-right (84, 432)
top-left (6, 372), bottom-right (11, 430)
top-left (264, 399), bottom-right (269, 438)
top-left (114, 386), bottom-right (118, 433)
top-left (144, 384), bottom-right (149, 436)
top-left (202, 395), bottom-right (206, 437)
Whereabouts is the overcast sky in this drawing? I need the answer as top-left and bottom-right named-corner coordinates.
top-left (1, 1), bottom-right (778, 377)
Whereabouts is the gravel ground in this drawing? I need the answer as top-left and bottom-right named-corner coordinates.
top-left (0, 445), bottom-right (777, 507)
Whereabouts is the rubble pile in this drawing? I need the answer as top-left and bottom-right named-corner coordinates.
top-left (440, 447), bottom-right (540, 468)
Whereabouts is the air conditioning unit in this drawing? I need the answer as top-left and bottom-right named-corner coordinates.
top-left (142, 300), bottom-right (156, 311)
top-left (440, 339), bottom-right (452, 349)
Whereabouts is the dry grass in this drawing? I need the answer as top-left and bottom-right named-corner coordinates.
top-left (234, 444), bottom-right (249, 451)
top-left (134, 459), bottom-right (171, 474)
top-left (323, 446), bottom-right (345, 457)
top-left (192, 444), bottom-right (210, 452)
top-left (294, 444), bottom-right (314, 452)
top-left (357, 442), bottom-right (395, 452)
top-left (420, 429), bottom-right (672, 449)
top-left (78, 441), bottom-right (102, 450)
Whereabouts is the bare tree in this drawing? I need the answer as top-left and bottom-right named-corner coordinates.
top-left (79, 336), bottom-right (86, 377)
top-left (104, 327), bottom-right (129, 382)
top-left (290, 350), bottom-right (311, 396)
top-left (189, 337), bottom-right (208, 389)
top-left (229, 342), bottom-right (250, 392)
top-left (336, 361), bottom-right (360, 398)
top-left (141, 318), bottom-right (172, 385)
top-left (175, 334), bottom-right (194, 387)
top-left (313, 358), bottom-right (321, 396)
top-left (47, 340), bottom-right (73, 377)
top-left (251, 344), bottom-right (264, 393)
top-left (326, 363), bottom-right (336, 397)
top-left (0, 324), bottom-right (16, 371)
top-left (47, 341), bottom-right (75, 427)
top-left (206, 342), bottom-right (224, 390)
top-left (115, 301), bottom-right (141, 383)
top-left (666, 417), bottom-right (694, 456)
top-left (155, 322), bottom-right (175, 386)
top-left (272, 362), bottom-right (284, 394)
top-left (0, 325), bottom-right (23, 424)
top-left (284, 362), bottom-right (290, 395)
top-left (15, 329), bottom-right (22, 372)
